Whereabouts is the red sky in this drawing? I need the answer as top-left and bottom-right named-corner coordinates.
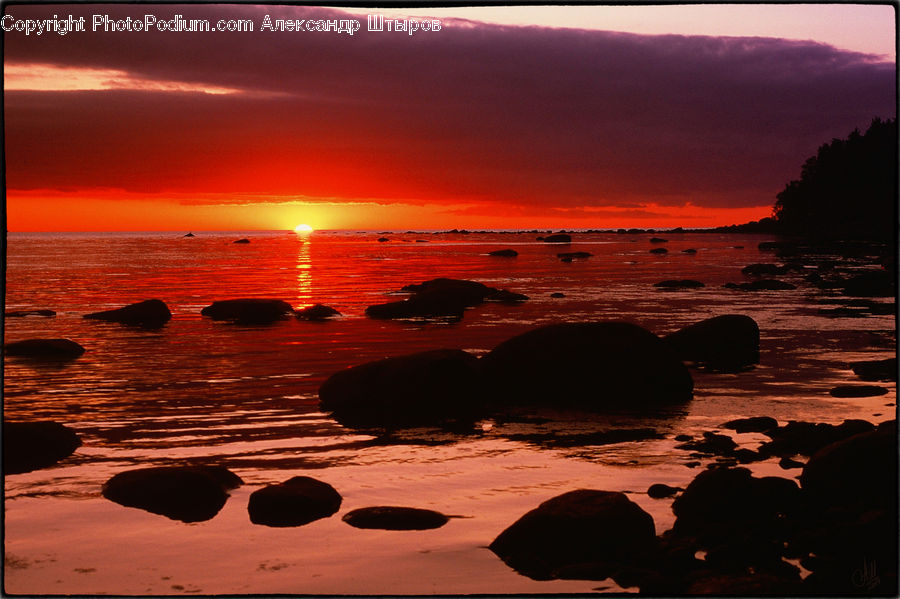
top-left (4, 4), bottom-right (896, 231)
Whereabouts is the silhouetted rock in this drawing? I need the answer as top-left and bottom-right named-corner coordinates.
top-left (648, 484), bottom-right (680, 499)
top-left (851, 357), bottom-right (897, 381)
top-left (664, 314), bottom-right (759, 372)
top-left (653, 280), bottom-right (705, 289)
top-left (676, 432), bottom-right (737, 456)
top-left (649, 247), bottom-right (669, 254)
top-left (318, 349), bottom-right (483, 427)
top-left (841, 271), bottom-right (895, 297)
top-left (102, 466), bottom-right (242, 523)
top-left (741, 263), bottom-right (788, 277)
top-left (233, 238), bottom-right (250, 244)
top-left (722, 416), bottom-right (778, 433)
top-left (486, 289), bottom-right (529, 303)
top-left (342, 506), bottom-right (449, 530)
top-left (725, 279), bottom-right (796, 291)
top-left (758, 419), bottom-right (875, 457)
top-left (650, 237), bottom-right (668, 243)
top-left (366, 278), bottom-right (526, 321)
top-left (201, 299), bottom-right (294, 324)
top-left (294, 304), bottom-right (341, 321)
top-left (557, 251), bottom-right (592, 260)
top-left (778, 456), bottom-right (804, 470)
top-left (488, 249), bottom-right (518, 257)
top-left (4, 338), bottom-right (85, 360)
top-left (682, 248), bottom-right (698, 254)
top-left (489, 490), bottom-right (656, 580)
top-left (550, 292), bottom-right (565, 298)
top-left (3, 421), bottom-right (82, 474)
top-left (543, 234), bottom-right (571, 243)
top-left (480, 321), bottom-right (693, 408)
top-left (829, 385), bottom-right (888, 398)
top-left (377, 237), bottom-right (390, 242)
top-left (248, 476), bottom-right (341, 527)
top-left (4, 309), bottom-right (55, 317)
top-left (84, 299), bottom-right (172, 326)
top-left (184, 232), bottom-right (194, 237)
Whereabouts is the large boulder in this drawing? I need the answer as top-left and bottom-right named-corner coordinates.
top-left (4, 338), bottom-right (85, 360)
top-left (102, 465), bottom-right (242, 523)
top-left (84, 299), bottom-right (172, 326)
top-left (489, 490), bottom-right (657, 580)
top-left (3, 421), bottom-right (82, 474)
top-left (479, 321), bottom-right (693, 408)
top-left (342, 506), bottom-right (449, 530)
top-left (248, 476), bottom-right (341, 527)
top-left (200, 299), bottom-right (294, 324)
top-left (318, 349), bottom-right (483, 427)
top-left (851, 357), bottom-right (897, 381)
top-left (663, 315), bottom-right (759, 372)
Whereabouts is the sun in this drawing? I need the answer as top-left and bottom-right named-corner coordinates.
top-left (294, 223), bottom-right (314, 233)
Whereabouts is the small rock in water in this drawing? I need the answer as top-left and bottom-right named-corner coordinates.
top-left (4, 309), bottom-right (56, 318)
top-left (201, 298), bottom-right (294, 324)
top-left (681, 248), bottom-right (698, 254)
top-left (3, 421), bottom-right (82, 474)
top-left (102, 465), bottom-right (242, 523)
top-left (542, 234), bottom-right (571, 243)
top-left (725, 279), bottom-right (796, 291)
top-left (248, 476), bottom-right (342, 527)
top-left (557, 251), bottom-right (592, 260)
top-left (295, 303), bottom-right (341, 321)
top-left (649, 237), bottom-right (668, 243)
top-left (649, 247), bottom-right (669, 254)
top-left (488, 249), bottom-right (518, 257)
top-left (183, 232), bottom-right (195, 237)
top-left (829, 385), bottom-right (888, 398)
top-left (851, 358), bottom-right (897, 381)
top-left (84, 299), bottom-right (172, 326)
top-left (550, 292), bottom-right (565, 298)
top-left (377, 237), bottom-right (390, 242)
top-left (342, 506), bottom-right (450, 530)
top-left (647, 483), bottom-right (680, 499)
top-left (233, 238), bottom-right (250, 244)
top-left (653, 280), bottom-right (705, 289)
top-left (4, 338), bottom-right (85, 360)
top-left (721, 416), bottom-right (778, 433)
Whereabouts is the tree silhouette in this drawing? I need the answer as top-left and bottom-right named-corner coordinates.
top-left (773, 118), bottom-right (897, 240)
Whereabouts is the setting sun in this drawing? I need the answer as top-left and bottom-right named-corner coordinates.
top-left (294, 223), bottom-right (314, 233)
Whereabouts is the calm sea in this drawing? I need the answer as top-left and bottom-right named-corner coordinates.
top-left (3, 230), bottom-right (896, 594)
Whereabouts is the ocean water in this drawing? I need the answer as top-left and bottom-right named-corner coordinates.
top-left (3, 230), bottom-right (896, 594)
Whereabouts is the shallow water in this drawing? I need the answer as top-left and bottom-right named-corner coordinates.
top-left (3, 230), bottom-right (896, 594)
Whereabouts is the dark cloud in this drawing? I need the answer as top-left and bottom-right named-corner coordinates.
top-left (4, 4), bottom-right (895, 210)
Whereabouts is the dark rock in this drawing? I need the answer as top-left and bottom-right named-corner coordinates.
top-left (829, 385), bottom-right (888, 398)
top-left (480, 321), bottom-right (693, 408)
top-left (377, 237), bottom-right (390, 242)
top-left (184, 232), bottom-right (194, 237)
top-left (4, 338), bottom-right (85, 360)
top-left (682, 248), bottom-right (698, 254)
top-left (758, 419), bottom-right (876, 457)
top-left (649, 247), bottom-right (669, 254)
top-left (3, 421), bottom-right (82, 474)
top-left (841, 271), bottom-right (895, 297)
top-left (543, 234), bottom-right (571, 243)
top-left (664, 315), bottom-right (759, 372)
top-left (800, 420), bottom-right (897, 511)
top-left (557, 251), bottom-right (592, 260)
top-left (779, 456), bottom-right (804, 470)
top-left (102, 466), bottom-right (242, 523)
top-left (488, 249), bottom-right (518, 257)
top-left (84, 299), bottom-right (172, 326)
top-left (318, 349), bottom-right (483, 427)
top-left (741, 263), bottom-right (788, 277)
top-left (366, 278), bottom-right (526, 321)
top-left (676, 432), bottom-right (737, 455)
top-left (550, 292), bottom-right (565, 298)
top-left (486, 289), bottom-right (529, 303)
top-left (674, 434), bottom-right (693, 442)
top-left (489, 490), bottom-right (656, 580)
top-left (733, 448), bottom-right (762, 463)
top-left (653, 279), bottom-right (705, 289)
top-left (233, 238), bottom-right (250, 244)
top-left (342, 506), bottom-right (449, 530)
top-left (851, 358), bottom-right (897, 381)
top-left (201, 298), bottom-right (294, 324)
top-left (295, 303), bottom-right (341, 321)
top-left (650, 237), bottom-right (668, 243)
top-left (4, 309), bottom-right (55, 317)
top-left (726, 279), bottom-right (796, 291)
top-left (507, 428), bottom-right (663, 448)
top-left (722, 416), bottom-right (778, 433)
top-left (248, 476), bottom-right (341, 527)
top-left (648, 483), bottom-right (680, 499)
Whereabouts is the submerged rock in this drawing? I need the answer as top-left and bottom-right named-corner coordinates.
top-left (488, 249), bottom-right (518, 257)
top-left (4, 338), bottom-right (85, 360)
top-left (342, 506), bottom-right (449, 530)
top-left (201, 298), bottom-right (294, 324)
top-left (248, 476), bottom-right (342, 527)
top-left (489, 490), bottom-right (656, 580)
top-left (653, 280), bottom-right (705, 289)
top-left (664, 314), bottom-right (759, 372)
top-left (829, 385), bottom-right (888, 398)
top-left (3, 421), bottom-right (82, 474)
top-left (294, 303), bottom-right (341, 321)
top-left (4, 309), bottom-right (56, 318)
top-left (318, 349), bottom-right (483, 427)
top-left (479, 321), bottom-right (693, 408)
top-left (102, 465), bottom-right (242, 523)
top-left (84, 299), bottom-right (172, 326)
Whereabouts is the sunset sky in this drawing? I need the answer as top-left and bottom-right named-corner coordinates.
top-left (4, 3), bottom-right (896, 231)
